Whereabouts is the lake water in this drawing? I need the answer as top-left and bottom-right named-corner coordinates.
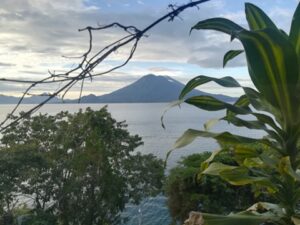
top-left (0, 103), bottom-right (265, 224)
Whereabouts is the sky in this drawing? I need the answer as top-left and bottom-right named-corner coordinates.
top-left (0, 0), bottom-right (298, 98)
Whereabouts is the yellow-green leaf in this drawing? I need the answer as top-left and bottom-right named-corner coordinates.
top-left (201, 209), bottom-right (281, 225)
top-left (289, 2), bottom-right (300, 64)
top-left (202, 162), bottom-right (237, 176)
top-left (245, 3), bottom-right (277, 31)
top-left (220, 167), bottom-right (266, 185)
top-left (237, 29), bottom-right (299, 125)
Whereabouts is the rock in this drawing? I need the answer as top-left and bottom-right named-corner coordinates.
top-left (183, 211), bottom-right (204, 225)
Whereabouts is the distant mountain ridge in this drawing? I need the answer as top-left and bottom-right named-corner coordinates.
top-left (0, 74), bottom-right (236, 104)
top-left (0, 93), bottom-right (61, 104)
top-left (77, 74), bottom-right (235, 103)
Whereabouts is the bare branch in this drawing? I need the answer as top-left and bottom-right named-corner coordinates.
top-left (0, 0), bottom-right (211, 132)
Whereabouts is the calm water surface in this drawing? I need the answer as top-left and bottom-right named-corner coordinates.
top-left (0, 103), bottom-right (264, 166)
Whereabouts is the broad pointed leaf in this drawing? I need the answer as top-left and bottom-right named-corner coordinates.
top-left (191, 18), bottom-right (244, 39)
top-left (243, 157), bottom-right (263, 168)
top-left (237, 29), bottom-right (299, 124)
top-left (289, 2), bottom-right (300, 63)
top-left (201, 210), bottom-right (281, 225)
top-left (166, 129), bottom-right (274, 158)
top-left (201, 149), bottom-right (223, 171)
top-left (179, 75), bottom-right (241, 100)
top-left (220, 167), bottom-right (267, 185)
top-left (279, 156), bottom-right (300, 181)
top-left (226, 94), bottom-right (250, 118)
top-left (202, 162), bottom-right (237, 176)
top-left (252, 113), bottom-right (283, 135)
top-left (222, 115), bottom-right (282, 143)
top-left (234, 145), bottom-right (261, 159)
top-left (185, 96), bottom-right (249, 114)
top-left (245, 3), bottom-right (277, 31)
top-left (223, 50), bottom-right (244, 67)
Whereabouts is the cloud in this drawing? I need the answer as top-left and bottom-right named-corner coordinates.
top-left (0, 62), bottom-right (15, 67)
top-left (0, 0), bottom-right (296, 97)
top-left (148, 67), bottom-right (179, 72)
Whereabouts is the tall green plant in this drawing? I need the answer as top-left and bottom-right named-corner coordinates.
top-left (167, 2), bottom-right (300, 225)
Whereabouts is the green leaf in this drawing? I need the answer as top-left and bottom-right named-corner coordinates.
top-left (201, 210), bottom-right (280, 225)
top-left (179, 75), bottom-right (241, 100)
top-left (191, 16), bottom-right (299, 126)
top-left (223, 50), bottom-right (244, 67)
top-left (191, 18), bottom-right (244, 40)
top-left (179, 76), bottom-right (283, 137)
top-left (222, 115), bottom-right (266, 130)
top-left (201, 149), bottom-right (223, 171)
top-left (185, 96), bottom-right (282, 139)
top-left (223, 94), bottom-right (281, 137)
top-left (243, 157), bottom-right (263, 168)
top-left (186, 96), bottom-right (227, 111)
top-left (245, 3), bottom-right (277, 31)
top-left (237, 29), bottom-right (299, 125)
top-left (165, 129), bottom-right (204, 164)
top-left (166, 129), bottom-right (273, 161)
top-left (279, 157), bottom-right (300, 181)
top-left (289, 2), bottom-right (300, 63)
top-left (252, 112), bottom-right (283, 135)
top-left (185, 96), bottom-right (249, 114)
top-left (234, 145), bottom-right (261, 159)
top-left (259, 151), bottom-right (281, 169)
top-left (180, 77), bottom-right (280, 130)
top-left (202, 162), bottom-right (237, 176)
top-left (245, 92), bottom-right (283, 127)
top-left (222, 115), bottom-right (282, 143)
top-left (226, 95), bottom-right (250, 118)
top-left (220, 167), bottom-right (267, 185)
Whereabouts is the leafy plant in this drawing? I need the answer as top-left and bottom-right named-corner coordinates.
top-left (0, 107), bottom-right (164, 225)
top-left (166, 2), bottom-right (300, 225)
top-left (165, 152), bottom-right (256, 225)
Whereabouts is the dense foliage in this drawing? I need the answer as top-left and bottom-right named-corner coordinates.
top-left (165, 152), bottom-right (257, 224)
top-left (165, 2), bottom-right (300, 225)
top-left (0, 107), bottom-right (164, 225)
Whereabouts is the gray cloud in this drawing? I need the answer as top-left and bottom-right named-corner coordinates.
top-left (0, 62), bottom-right (15, 67)
top-left (148, 67), bottom-right (179, 72)
top-left (0, 0), bottom-right (296, 97)
top-left (187, 44), bottom-right (246, 68)
top-left (18, 70), bottom-right (46, 75)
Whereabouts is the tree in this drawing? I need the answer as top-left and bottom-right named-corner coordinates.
top-left (164, 2), bottom-right (300, 225)
top-left (165, 152), bottom-right (256, 224)
top-left (0, 107), bottom-right (164, 225)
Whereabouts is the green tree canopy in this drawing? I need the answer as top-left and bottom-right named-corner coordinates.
top-left (0, 107), bottom-right (164, 225)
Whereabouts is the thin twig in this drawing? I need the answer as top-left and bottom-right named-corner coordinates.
top-left (0, 0), bottom-right (211, 131)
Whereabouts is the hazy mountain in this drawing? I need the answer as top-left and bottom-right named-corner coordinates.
top-left (0, 94), bottom-right (61, 104)
top-left (78, 74), bottom-right (236, 103)
top-left (0, 75), bottom-right (236, 104)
